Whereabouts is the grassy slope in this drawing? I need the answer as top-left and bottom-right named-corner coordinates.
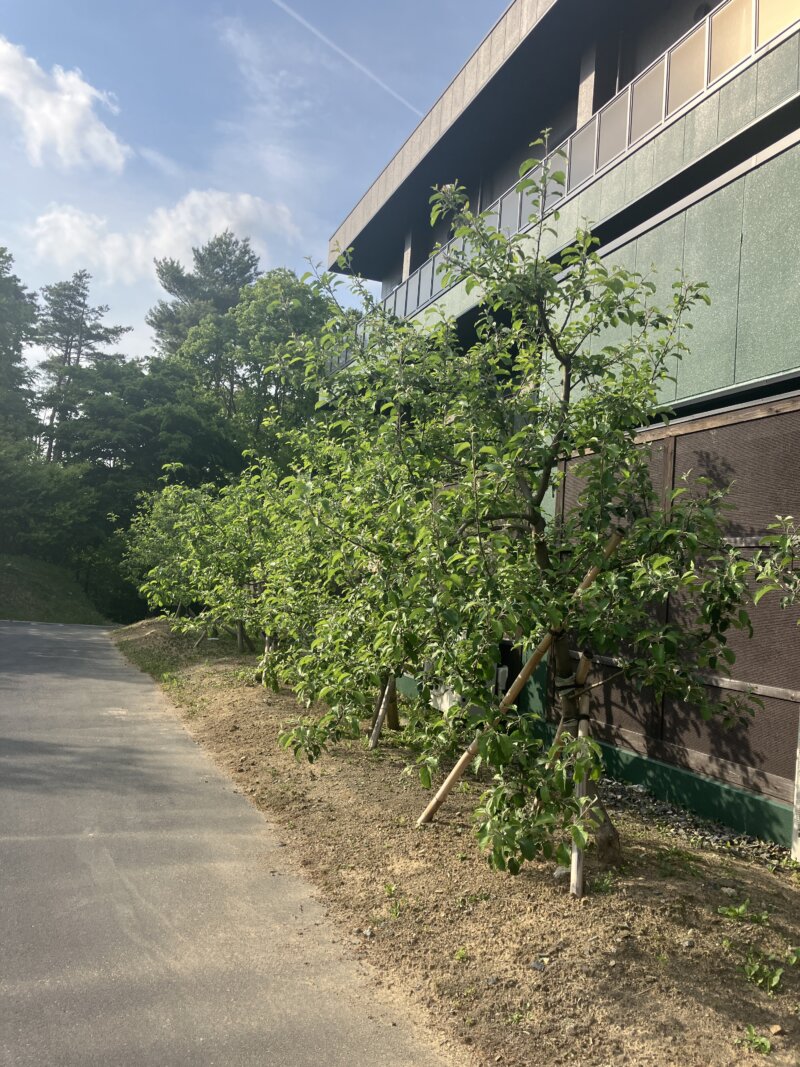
top-left (0, 554), bottom-right (107, 625)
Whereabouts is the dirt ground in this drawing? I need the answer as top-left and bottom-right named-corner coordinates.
top-left (115, 620), bottom-right (800, 1067)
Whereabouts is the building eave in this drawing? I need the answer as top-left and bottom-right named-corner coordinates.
top-left (327, 0), bottom-right (565, 272)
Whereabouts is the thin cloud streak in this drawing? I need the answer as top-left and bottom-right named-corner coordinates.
top-left (268, 0), bottom-right (423, 118)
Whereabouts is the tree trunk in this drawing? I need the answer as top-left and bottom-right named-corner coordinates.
top-left (370, 675), bottom-right (389, 730)
top-left (553, 648), bottom-right (622, 870)
top-left (385, 676), bottom-right (400, 730)
top-left (369, 675), bottom-right (397, 749)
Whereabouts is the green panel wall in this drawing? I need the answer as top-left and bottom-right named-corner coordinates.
top-left (421, 141), bottom-right (800, 404)
top-left (634, 214), bottom-right (687, 404)
top-left (683, 92), bottom-right (720, 161)
top-left (756, 30), bottom-right (800, 115)
top-left (718, 63), bottom-right (758, 141)
top-left (678, 181), bottom-right (743, 398)
top-left (598, 141), bottom-right (800, 402)
top-left (736, 142), bottom-right (800, 383)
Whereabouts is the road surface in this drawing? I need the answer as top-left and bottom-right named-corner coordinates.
top-left (0, 620), bottom-right (448, 1067)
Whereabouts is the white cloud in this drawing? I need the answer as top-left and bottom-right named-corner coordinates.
top-left (139, 147), bottom-right (183, 180)
top-left (218, 17), bottom-right (317, 130)
top-left (27, 189), bottom-right (299, 284)
top-left (0, 36), bottom-right (130, 172)
top-left (214, 15), bottom-right (335, 230)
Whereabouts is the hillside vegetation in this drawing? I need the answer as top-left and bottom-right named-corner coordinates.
top-left (0, 554), bottom-right (107, 625)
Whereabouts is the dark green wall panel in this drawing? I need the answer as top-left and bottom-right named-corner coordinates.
top-left (599, 158), bottom-right (628, 220)
top-left (635, 214), bottom-right (686, 403)
top-left (718, 62), bottom-right (758, 141)
top-left (737, 142), bottom-right (800, 383)
top-left (755, 31), bottom-right (800, 116)
top-left (652, 118), bottom-right (686, 188)
top-left (677, 181), bottom-right (744, 399)
top-left (683, 93), bottom-right (720, 162)
top-left (625, 138), bottom-right (655, 202)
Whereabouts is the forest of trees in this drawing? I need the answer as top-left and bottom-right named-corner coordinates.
top-left (0, 232), bottom-right (332, 619)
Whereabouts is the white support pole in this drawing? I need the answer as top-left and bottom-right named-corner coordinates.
top-left (792, 711), bottom-right (800, 861)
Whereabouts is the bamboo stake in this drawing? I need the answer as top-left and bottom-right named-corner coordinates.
top-left (416, 530), bottom-right (623, 827)
top-left (369, 675), bottom-right (396, 749)
top-left (551, 651), bottom-right (593, 751)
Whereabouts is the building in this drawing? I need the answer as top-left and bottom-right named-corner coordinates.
top-left (328, 0), bottom-right (800, 855)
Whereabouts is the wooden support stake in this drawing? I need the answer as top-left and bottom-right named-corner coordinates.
top-left (416, 530), bottom-right (622, 827)
top-left (570, 666), bottom-right (592, 899)
top-left (236, 621), bottom-right (245, 653)
top-left (792, 707), bottom-right (800, 861)
top-left (370, 676), bottom-right (389, 731)
top-left (369, 675), bottom-right (396, 750)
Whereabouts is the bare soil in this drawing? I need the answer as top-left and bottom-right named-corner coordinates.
top-left (115, 619), bottom-right (800, 1067)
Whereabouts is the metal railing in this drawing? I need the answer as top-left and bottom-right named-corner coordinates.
top-left (381, 0), bottom-right (800, 324)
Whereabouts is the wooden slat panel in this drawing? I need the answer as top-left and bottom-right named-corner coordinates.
top-left (559, 395), bottom-right (800, 797)
top-left (672, 408), bottom-right (800, 536)
top-left (662, 689), bottom-right (799, 785)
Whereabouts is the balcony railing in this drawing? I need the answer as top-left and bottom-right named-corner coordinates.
top-left (381, 0), bottom-right (800, 324)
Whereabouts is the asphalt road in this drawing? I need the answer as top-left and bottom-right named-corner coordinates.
top-left (0, 620), bottom-right (447, 1067)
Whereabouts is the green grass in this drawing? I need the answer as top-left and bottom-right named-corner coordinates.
top-left (0, 554), bottom-right (107, 625)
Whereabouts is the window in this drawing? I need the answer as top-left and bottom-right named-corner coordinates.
top-left (499, 189), bottom-right (521, 234)
top-left (667, 23), bottom-right (707, 113)
top-left (758, 0), bottom-right (800, 45)
top-left (520, 164), bottom-right (543, 224)
top-left (405, 272), bottom-right (420, 316)
top-left (393, 280), bottom-right (407, 317)
top-left (418, 259), bottom-right (433, 305)
top-left (597, 90), bottom-right (630, 167)
top-left (709, 0), bottom-right (753, 82)
top-left (568, 117), bottom-right (597, 190)
top-left (630, 58), bottom-right (666, 142)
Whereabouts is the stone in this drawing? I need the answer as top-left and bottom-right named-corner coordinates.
top-left (553, 865), bottom-right (571, 885)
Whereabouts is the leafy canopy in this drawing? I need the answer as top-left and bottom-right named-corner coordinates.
top-left (126, 159), bottom-right (799, 873)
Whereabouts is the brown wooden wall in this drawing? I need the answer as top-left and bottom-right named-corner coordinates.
top-left (560, 393), bottom-right (800, 803)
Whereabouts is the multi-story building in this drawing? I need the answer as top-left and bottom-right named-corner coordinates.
top-left (328, 0), bottom-right (800, 856)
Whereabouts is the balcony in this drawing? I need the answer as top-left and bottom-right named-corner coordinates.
top-left (380, 0), bottom-right (800, 325)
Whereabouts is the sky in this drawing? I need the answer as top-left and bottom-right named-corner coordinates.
top-left (0, 0), bottom-right (509, 356)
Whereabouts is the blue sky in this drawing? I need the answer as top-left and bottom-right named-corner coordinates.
top-left (0, 0), bottom-right (508, 354)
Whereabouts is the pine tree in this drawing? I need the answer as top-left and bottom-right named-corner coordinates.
top-left (0, 248), bottom-right (38, 447)
top-left (37, 270), bottom-right (130, 462)
top-left (146, 231), bottom-right (260, 355)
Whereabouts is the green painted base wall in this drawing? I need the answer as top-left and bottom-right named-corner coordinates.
top-left (599, 742), bottom-right (793, 847)
top-left (518, 670), bottom-right (792, 847)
